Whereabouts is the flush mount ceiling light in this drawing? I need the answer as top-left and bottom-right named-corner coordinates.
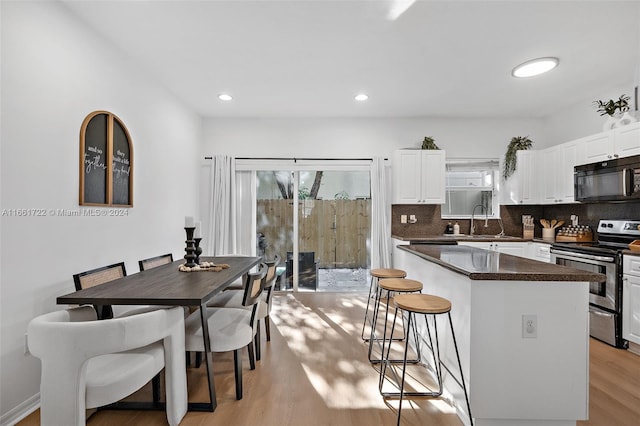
top-left (512, 57), bottom-right (559, 78)
top-left (355, 93), bottom-right (369, 101)
top-left (218, 93), bottom-right (233, 101)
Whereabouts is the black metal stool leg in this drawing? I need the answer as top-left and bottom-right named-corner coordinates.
top-left (396, 311), bottom-right (413, 426)
top-left (448, 312), bottom-right (473, 425)
top-left (432, 315), bottom-right (444, 395)
top-left (361, 276), bottom-right (376, 340)
top-left (379, 304), bottom-right (399, 391)
top-left (371, 288), bottom-right (419, 365)
top-left (382, 294), bottom-right (472, 426)
top-left (368, 285), bottom-right (385, 361)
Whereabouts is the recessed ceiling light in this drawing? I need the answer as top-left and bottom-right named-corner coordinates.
top-left (218, 94), bottom-right (233, 101)
top-left (512, 57), bottom-right (559, 78)
top-left (355, 93), bottom-right (369, 101)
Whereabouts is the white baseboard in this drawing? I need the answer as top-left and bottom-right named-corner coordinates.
top-left (0, 393), bottom-right (39, 426)
top-left (628, 341), bottom-right (640, 356)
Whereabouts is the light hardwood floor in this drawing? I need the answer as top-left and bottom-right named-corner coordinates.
top-left (19, 293), bottom-right (640, 425)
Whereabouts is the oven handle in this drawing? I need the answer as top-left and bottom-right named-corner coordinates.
top-left (590, 309), bottom-right (613, 318)
top-left (550, 249), bottom-right (615, 264)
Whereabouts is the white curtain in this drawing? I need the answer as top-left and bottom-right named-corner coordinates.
top-left (370, 157), bottom-right (391, 268)
top-left (204, 158), bottom-right (256, 256)
top-left (234, 170), bottom-right (257, 256)
top-left (206, 155), bottom-right (237, 255)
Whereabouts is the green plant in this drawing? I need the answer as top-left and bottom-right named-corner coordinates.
top-left (503, 136), bottom-right (533, 180)
top-left (593, 94), bottom-right (631, 117)
top-left (334, 190), bottom-right (349, 200)
top-left (421, 136), bottom-right (440, 150)
top-left (298, 186), bottom-right (310, 200)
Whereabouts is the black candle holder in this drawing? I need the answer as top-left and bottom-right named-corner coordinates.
top-left (194, 237), bottom-right (203, 265)
top-left (184, 227), bottom-right (197, 267)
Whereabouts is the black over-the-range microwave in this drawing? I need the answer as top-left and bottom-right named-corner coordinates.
top-left (574, 154), bottom-right (640, 202)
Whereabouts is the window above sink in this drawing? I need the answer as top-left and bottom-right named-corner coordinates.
top-left (442, 159), bottom-right (500, 219)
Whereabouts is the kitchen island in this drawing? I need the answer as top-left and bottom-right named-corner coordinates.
top-left (392, 244), bottom-right (605, 426)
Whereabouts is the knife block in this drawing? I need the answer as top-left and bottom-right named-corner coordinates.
top-left (523, 224), bottom-right (534, 239)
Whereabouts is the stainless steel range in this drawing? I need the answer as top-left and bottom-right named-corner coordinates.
top-left (550, 219), bottom-right (640, 348)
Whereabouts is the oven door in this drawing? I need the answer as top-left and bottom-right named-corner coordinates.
top-left (550, 249), bottom-right (618, 311)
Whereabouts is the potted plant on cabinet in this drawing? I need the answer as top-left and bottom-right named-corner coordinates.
top-left (421, 136), bottom-right (440, 149)
top-left (503, 136), bottom-right (533, 180)
top-left (593, 94), bottom-right (636, 130)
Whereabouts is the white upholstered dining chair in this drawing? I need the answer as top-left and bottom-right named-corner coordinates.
top-left (185, 263), bottom-right (268, 400)
top-left (206, 255), bottom-right (281, 360)
top-left (28, 305), bottom-right (188, 426)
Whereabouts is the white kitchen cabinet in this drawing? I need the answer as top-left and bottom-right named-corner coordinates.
top-left (623, 255), bottom-right (640, 351)
top-left (392, 149), bottom-right (445, 204)
top-left (615, 122), bottom-right (640, 158)
top-left (528, 242), bottom-right (551, 263)
top-left (458, 241), bottom-right (527, 258)
top-left (501, 150), bottom-right (537, 205)
top-left (458, 241), bottom-right (493, 251)
top-left (540, 146), bottom-right (559, 204)
top-left (491, 241), bottom-right (527, 257)
top-left (582, 122), bottom-right (640, 163)
top-left (540, 140), bottom-right (581, 204)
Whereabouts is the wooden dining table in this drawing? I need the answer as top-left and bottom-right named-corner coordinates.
top-left (56, 255), bottom-right (261, 412)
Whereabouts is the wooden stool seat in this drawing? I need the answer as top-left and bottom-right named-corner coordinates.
top-left (378, 278), bottom-right (423, 293)
top-left (370, 268), bottom-right (407, 279)
top-left (393, 294), bottom-right (451, 314)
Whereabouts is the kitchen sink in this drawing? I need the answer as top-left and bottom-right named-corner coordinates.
top-left (442, 234), bottom-right (518, 240)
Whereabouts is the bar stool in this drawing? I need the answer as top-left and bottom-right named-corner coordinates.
top-left (368, 278), bottom-right (423, 364)
top-left (361, 268), bottom-right (406, 341)
top-left (380, 293), bottom-right (472, 426)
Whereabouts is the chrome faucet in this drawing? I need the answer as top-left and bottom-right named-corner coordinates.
top-left (497, 217), bottom-right (505, 236)
top-left (470, 204), bottom-right (487, 235)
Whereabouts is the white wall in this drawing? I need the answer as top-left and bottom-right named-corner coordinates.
top-left (542, 81), bottom-right (638, 147)
top-left (202, 117), bottom-right (546, 159)
top-left (0, 1), bottom-right (201, 421)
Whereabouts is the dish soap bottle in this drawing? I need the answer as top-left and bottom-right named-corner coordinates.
top-left (453, 221), bottom-right (460, 235)
top-left (445, 222), bottom-right (454, 234)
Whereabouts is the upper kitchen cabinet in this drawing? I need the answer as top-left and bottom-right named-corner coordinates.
top-left (392, 149), bottom-right (445, 204)
top-left (615, 122), bottom-right (640, 158)
top-left (583, 122), bottom-right (640, 163)
top-left (540, 140), bottom-right (582, 204)
top-left (501, 150), bottom-right (537, 205)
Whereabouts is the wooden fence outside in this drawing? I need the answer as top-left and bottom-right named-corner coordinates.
top-left (257, 199), bottom-right (371, 269)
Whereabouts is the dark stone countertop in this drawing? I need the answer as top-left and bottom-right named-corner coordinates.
top-left (392, 234), bottom-right (555, 244)
top-left (398, 244), bottom-right (605, 282)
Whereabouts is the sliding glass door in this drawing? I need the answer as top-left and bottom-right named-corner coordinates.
top-left (253, 163), bottom-right (371, 292)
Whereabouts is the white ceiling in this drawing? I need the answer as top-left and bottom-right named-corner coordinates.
top-left (62, 0), bottom-right (640, 119)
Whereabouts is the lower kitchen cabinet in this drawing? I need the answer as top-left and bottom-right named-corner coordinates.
top-left (623, 255), bottom-right (640, 352)
top-left (529, 242), bottom-right (551, 263)
top-left (458, 241), bottom-right (527, 258)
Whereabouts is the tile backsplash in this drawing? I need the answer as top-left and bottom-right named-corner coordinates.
top-left (391, 201), bottom-right (640, 240)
